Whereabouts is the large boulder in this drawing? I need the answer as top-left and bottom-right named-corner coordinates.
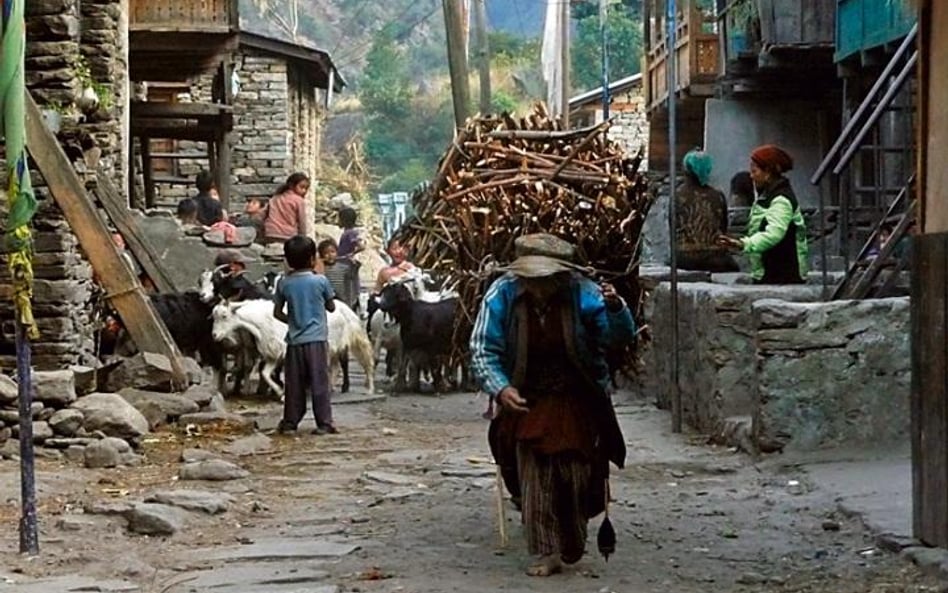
top-left (0, 374), bottom-right (17, 404)
top-left (119, 388), bottom-right (199, 426)
top-left (124, 503), bottom-right (188, 536)
top-left (69, 365), bottom-right (98, 396)
top-left (71, 393), bottom-right (149, 439)
top-left (49, 408), bottom-right (84, 437)
top-left (102, 352), bottom-right (175, 392)
top-left (181, 384), bottom-right (219, 408)
top-left (11, 421), bottom-right (53, 443)
top-left (33, 370), bottom-right (77, 406)
top-left (84, 439), bottom-right (123, 468)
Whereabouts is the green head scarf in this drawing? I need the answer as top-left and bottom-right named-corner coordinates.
top-left (683, 150), bottom-right (713, 186)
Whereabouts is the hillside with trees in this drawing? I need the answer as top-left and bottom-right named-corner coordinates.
top-left (241, 0), bottom-right (644, 196)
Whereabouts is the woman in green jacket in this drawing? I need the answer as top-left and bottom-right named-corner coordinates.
top-left (717, 144), bottom-right (808, 284)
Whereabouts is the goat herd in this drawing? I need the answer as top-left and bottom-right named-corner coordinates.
top-left (113, 266), bottom-right (464, 400)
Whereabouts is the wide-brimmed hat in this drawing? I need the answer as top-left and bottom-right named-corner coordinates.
top-left (497, 234), bottom-right (584, 278)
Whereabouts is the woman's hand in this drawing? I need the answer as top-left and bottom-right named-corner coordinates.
top-left (600, 282), bottom-right (625, 312)
top-left (498, 386), bottom-right (529, 413)
top-left (715, 234), bottom-right (743, 251)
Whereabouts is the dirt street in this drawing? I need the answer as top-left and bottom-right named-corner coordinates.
top-left (0, 389), bottom-right (938, 593)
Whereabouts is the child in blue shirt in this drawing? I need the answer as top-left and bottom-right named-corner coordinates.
top-left (273, 236), bottom-right (338, 434)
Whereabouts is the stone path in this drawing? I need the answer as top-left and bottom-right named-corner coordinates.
top-left (0, 390), bottom-right (939, 593)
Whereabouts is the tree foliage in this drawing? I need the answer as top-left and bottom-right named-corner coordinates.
top-left (571, 1), bottom-right (644, 92)
top-left (359, 31), bottom-right (454, 192)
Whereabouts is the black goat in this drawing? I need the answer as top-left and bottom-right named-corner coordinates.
top-left (114, 292), bottom-right (224, 385)
top-left (378, 282), bottom-right (458, 393)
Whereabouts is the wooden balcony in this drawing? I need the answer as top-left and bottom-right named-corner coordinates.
top-left (130, 0), bottom-right (236, 32)
top-left (719, 0), bottom-right (836, 75)
top-left (129, 0), bottom-right (238, 82)
top-left (835, 0), bottom-right (916, 64)
top-left (644, 0), bottom-right (720, 113)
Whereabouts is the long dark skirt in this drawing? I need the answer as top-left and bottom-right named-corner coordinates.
top-left (516, 442), bottom-right (592, 563)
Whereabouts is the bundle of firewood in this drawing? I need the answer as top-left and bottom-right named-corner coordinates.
top-left (398, 104), bottom-right (653, 366)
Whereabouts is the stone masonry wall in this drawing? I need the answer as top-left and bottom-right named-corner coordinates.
top-left (643, 281), bottom-right (822, 433)
top-left (80, 0), bottom-right (129, 192)
top-left (607, 91), bottom-right (648, 168)
top-left (3, 0), bottom-right (124, 370)
top-left (232, 52), bottom-right (292, 200)
top-left (753, 297), bottom-right (910, 451)
top-left (147, 51), bottom-right (326, 234)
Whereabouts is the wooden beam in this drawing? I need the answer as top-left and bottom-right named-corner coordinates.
top-left (912, 231), bottom-right (948, 546)
top-left (141, 136), bottom-right (156, 209)
top-left (93, 170), bottom-right (179, 294)
top-left (131, 101), bottom-right (234, 118)
top-left (24, 92), bottom-right (188, 389)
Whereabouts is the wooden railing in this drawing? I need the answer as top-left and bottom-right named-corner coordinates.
top-left (644, 0), bottom-right (720, 112)
top-left (129, 0), bottom-right (236, 31)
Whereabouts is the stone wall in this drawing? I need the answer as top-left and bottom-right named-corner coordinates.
top-left (643, 281), bottom-right (822, 433)
top-left (0, 199), bottom-right (98, 370)
top-left (231, 52), bottom-right (291, 200)
top-left (80, 0), bottom-right (129, 192)
top-left (753, 297), bottom-right (910, 451)
top-left (3, 0), bottom-right (126, 370)
top-left (147, 49), bottom-right (326, 230)
top-left (607, 91), bottom-right (648, 168)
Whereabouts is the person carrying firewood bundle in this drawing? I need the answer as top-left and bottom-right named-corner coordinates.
top-left (469, 233), bottom-right (636, 577)
top-left (674, 149), bottom-right (739, 273)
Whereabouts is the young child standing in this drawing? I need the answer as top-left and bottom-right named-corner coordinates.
top-left (273, 235), bottom-right (338, 435)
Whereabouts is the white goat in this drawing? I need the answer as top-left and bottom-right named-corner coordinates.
top-left (211, 300), bottom-right (285, 398)
top-left (211, 298), bottom-right (376, 398)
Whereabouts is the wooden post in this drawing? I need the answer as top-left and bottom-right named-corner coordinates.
top-left (93, 170), bottom-right (178, 294)
top-left (141, 136), bottom-right (155, 208)
top-left (473, 0), bottom-right (491, 116)
top-left (560, 0), bottom-right (571, 127)
top-left (912, 0), bottom-right (948, 548)
top-left (442, 0), bottom-right (471, 129)
top-left (217, 59), bottom-right (235, 212)
top-left (24, 93), bottom-right (188, 389)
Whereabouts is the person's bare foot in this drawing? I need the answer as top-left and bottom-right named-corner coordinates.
top-left (525, 554), bottom-right (562, 577)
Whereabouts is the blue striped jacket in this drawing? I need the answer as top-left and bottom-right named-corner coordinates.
top-left (469, 272), bottom-right (636, 398)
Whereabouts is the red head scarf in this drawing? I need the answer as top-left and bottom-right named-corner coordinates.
top-left (751, 145), bottom-right (794, 175)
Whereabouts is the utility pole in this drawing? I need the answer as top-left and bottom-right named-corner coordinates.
top-left (667, 0), bottom-right (681, 434)
top-left (600, 0), bottom-right (610, 121)
top-left (560, 0), bottom-right (571, 127)
top-left (473, 0), bottom-right (491, 115)
top-left (443, 0), bottom-right (471, 129)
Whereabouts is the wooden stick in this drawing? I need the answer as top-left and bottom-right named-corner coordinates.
top-left (496, 464), bottom-right (508, 548)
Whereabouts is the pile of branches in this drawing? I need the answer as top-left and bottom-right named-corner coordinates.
top-left (398, 104), bottom-right (653, 367)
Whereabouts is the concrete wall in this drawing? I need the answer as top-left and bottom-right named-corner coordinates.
top-left (753, 297), bottom-right (910, 451)
top-left (703, 98), bottom-right (831, 210)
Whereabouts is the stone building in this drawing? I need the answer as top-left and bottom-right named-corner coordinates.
top-left (568, 74), bottom-right (648, 167)
top-left (142, 33), bottom-right (342, 211)
top-left (0, 0), bottom-right (130, 370)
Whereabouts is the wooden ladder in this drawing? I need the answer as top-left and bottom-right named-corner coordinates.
top-left (832, 173), bottom-right (916, 300)
top-left (24, 92), bottom-right (188, 388)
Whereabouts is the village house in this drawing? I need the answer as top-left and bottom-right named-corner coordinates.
top-left (568, 73), bottom-right (648, 167)
top-left (638, 0), bottom-right (916, 452)
top-left (0, 0), bottom-right (341, 371)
